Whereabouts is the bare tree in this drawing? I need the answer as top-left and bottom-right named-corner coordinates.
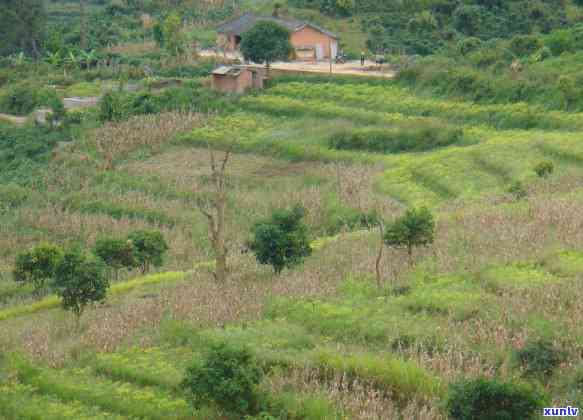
top-left (375, 218), bottom-right (385, 290)
top-left (195, 146), bottom-right (232, 283)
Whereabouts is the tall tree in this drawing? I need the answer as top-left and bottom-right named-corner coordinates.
top-left (240, 21), bottom-right (292, 68)
top-left (80, 0), bottom-right (87, 49)
top-left (0, 0), bottom-right (46, 57)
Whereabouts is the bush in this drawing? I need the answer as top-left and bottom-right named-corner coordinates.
top-left (509, 35), bottom-right (542, 57)
top-left (534, 161), bottom-right (554, 178)
top-left (514, 339), bottom-right (564, 377)
top-left (13, 243), bottom-right (64, 295)
top-left (0, 82), bottom-right (59, 116)
top-left (93, 238), bottom-right (135, 280)
top-left (546, 29), bottom-right (575, 56)
top-left (99, 91), bottom-right (128, 122)
top-left (181, 342), bottom-right (264, 416)
top-left (447, 377), bottom-right (546, 420)
top-left (328, 123), bottom-right (463, 154)
top-left (458, 37), bottom-right (483, 56)
top-left (507, 181), bottom-right (527, 200)
top-left (249, 205), bottom-right (312, 274)
top-left (127, 230), bottom-right (169, 274)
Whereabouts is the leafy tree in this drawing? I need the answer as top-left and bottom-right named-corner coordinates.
top-left (93, 238), bottom-right (135, 280)
top-left (13, 243), bottom-right (64, 295)
top-left (447, 377), bottom-right (547, 420)
top-left (181, 342), bottom-right (264, 416)
top-left (249, 206), bottom-right (312, 274)
top-left (384, 207), bottom-right (435, 266)
top-left (128, 230), bottom-right (169, 274)
top-left (54, 249), bottom-right (109, 329)
top-left (162, 12), bottom-right (186, 57)
top-left (240, 21), bottom-right (292, 67)
top-left (0, 0), bottom-right (46, 57)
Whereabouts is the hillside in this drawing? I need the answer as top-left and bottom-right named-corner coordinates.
top-left (2, 0), bottom-right (583, 418)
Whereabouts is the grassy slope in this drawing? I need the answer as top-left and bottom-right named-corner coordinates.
top-left (4, 71), bottom-right (583, 417)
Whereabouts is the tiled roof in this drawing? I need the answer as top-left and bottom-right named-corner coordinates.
top-left (217, 12), bottom-right (338, 39)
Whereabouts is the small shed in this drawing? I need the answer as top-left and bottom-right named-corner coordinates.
top-left (211, 65), bottom-right (264, 94)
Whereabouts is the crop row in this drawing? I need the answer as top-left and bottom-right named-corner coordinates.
top-left (268, 81), bottom-right (583, 131)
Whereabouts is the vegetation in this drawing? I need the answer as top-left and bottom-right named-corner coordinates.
top-left (447, 378), bottom-right (546, 420)
top-left (249, 206), bottom-right (312, 274)
top-left (53, 249), bottom-right (109, 327)
top-left (3, 0), bottom-right (583, 418)
top-left (93, 237), bottom-right (135, 280)
top-left (127, 230), bottom-right (168, 274)
top-left (240, 21), bottom-right (293, 67)
top-left (13, 243), bottom-right (64, 295)
top-left (384, 207), bottom-right (435, 265)
top-left (181, 342), bottom-right (264, 416)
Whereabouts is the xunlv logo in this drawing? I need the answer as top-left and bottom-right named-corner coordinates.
top-left (543, 406), bottom-right (580, 417)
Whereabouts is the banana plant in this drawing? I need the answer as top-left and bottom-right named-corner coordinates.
top-left (78, 49), bottom-right (97, 69)
top-left (45, 51), bottom-right (63, 68)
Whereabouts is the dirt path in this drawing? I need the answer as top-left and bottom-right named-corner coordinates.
top-left (0, 113), bottom-right (27, 126)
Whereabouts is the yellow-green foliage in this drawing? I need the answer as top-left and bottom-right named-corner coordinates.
top-left (312, 349), bottom-right (443, 401)
top-left (478, 263), bottom-right (561, 290)
top-left (64, 81), bottom-right (104, 98)
top-left (0, 382), bottom-right (128, 420)
top-left (92, 347), bottom-right (189, 389)
top-left (0, 272), bottom-right (186, 322)
top-left (543, 250), bottom-right (583, 276)
top-left (398, 275), bottom-right (487, 320)
top-left (14, 362), bottom-right (190, 419)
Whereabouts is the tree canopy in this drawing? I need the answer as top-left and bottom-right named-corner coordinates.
top-left (249, 205), bottom-right (312, 274)
top-left (0, 0), bottom-right (46, 57)
top-left (240, 21), bottom-right (293, 66)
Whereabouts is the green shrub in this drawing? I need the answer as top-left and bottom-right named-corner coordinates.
top-left (0, 184), bottom-right (29, 211)
top-left (13, 243), bottom-right (64, 295)
top-left (514, 339), bottom-right (564, 377)
top-left (507, 181), bottom-right (528, 200)
top-left (93, 238), bottom-right (135, 280)
top-left (0, 82), bottom-right (59, 115)
top-left (509, 35), bottom-right (543, 57)
top-left (533, 161), bottom-right (554, 178)
top-left (181, 342), bottom-right (264, 416)
top-left (447, 377), bottom-right (546, 420)
top-left (546, 29), bottom-right (575, 56)
top-left (328, 123), bottom-right (463, 154)
top-left (127, 230), bottom-right (169, 274)
top-left (458, 37), bottom-right (483, 56)
top-left (249, 205), bottom-right (312, 274)
top-left (99, 91), bottom-right (128, 122)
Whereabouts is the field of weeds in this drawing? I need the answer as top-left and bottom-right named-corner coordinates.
top-left (3, 76), bottom-right (583, 418)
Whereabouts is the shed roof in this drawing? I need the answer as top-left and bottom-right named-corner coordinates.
top-left (217, 12), bottom-right (338, 39)
top-left (212, 66), bottom-right (243, 77)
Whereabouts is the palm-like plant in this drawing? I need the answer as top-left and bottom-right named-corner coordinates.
top-left (45, 51), bottom-right (63, 68)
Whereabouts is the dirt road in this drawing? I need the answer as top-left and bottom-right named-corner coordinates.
top-left (199, 50), bottom-right (395, 78)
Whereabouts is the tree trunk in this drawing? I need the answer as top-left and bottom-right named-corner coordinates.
top-left (407, 245), bottom-right (413, 267)
top-left (80, 0), bottom-right (87, 50)
top-left (375, 221), bottom-right (384, 289)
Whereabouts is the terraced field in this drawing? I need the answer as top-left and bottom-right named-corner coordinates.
top-left (4, 76), bottom-right (583, 418)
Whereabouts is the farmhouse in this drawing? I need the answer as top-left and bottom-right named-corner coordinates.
top-left (217, 12), bottom-right (339, 61)
top-left (211, 65), bottom-right (265, 94)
